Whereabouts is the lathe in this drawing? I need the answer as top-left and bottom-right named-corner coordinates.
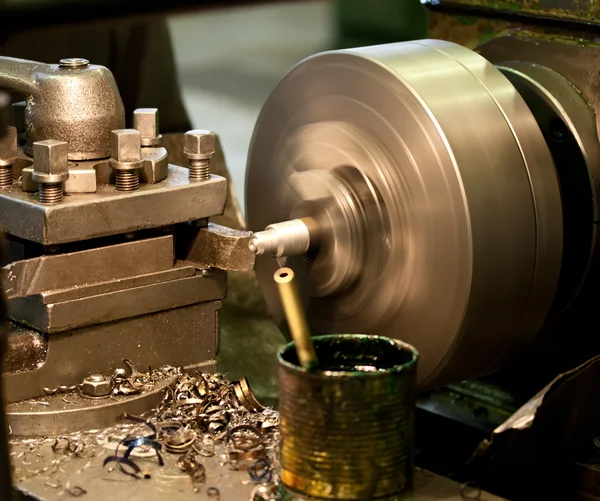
top-left (2, 1), bottom-right (600, 500)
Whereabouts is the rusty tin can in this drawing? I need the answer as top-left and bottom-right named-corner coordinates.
top-left (278, 334), bottom-right (419, 499)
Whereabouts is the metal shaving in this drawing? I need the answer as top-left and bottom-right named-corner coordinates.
top-left (43, 385), bottom-right (80, 396)
top-left (11, 368), bottom-right (281, 498)
top-left (112, 359), bottom-right (180, 396)
top-left (145, 371), bottom-right (280, 486)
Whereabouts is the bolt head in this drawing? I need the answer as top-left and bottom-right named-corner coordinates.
top-left (134, 108), bottom-right (161, 145)
top-left (0, 126), bottom-right (17, 166)
top-left (82, 374), bottom-right (111, 397)
top-left (184, 130), bottom-right (216, 159)
top-left (111, 129), bottom-right (142, 163)
top-left (33, 139), bottom-right (68, 176)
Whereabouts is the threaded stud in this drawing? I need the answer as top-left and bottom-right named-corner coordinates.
top-left (115, 170), bottom-right (140, 191)
top-left (0, 165), bottom-right (13, 187)
top-left (39, 183), bottom-right (64, 204)
top-left (188, 159), bottom-right (210, 181)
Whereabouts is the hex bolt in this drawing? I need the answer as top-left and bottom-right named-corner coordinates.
top-left (184, 130), bottom-right (215, 181)
top-left (0, 126), bottom-right (17, 187)
top-left (82, 374), bottom-right (112, 397)
top-left (133, 108), bottom-right (162, 147)
top-left (32, 139), bottom-right (69, 204)
top-left (109, 129), bottom-right (144, 191)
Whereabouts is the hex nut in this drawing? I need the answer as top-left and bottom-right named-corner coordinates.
top-left (31, 139), bottom-right (69, 183)
top-left (183, 130), bottom-right (216, 160)
top-left (82, 374), bottom-right (111, 397)
top-left (134, 108), bottom-right (162, 146)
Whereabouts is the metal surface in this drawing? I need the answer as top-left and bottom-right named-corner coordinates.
top-left (0, 52), bottom-right (237, 446)
top-left (2, 236), bottom-right (174, 300)
top-left (6, 374), bottom-right (182, 437)
top-left (109, 129), bottom-right (143, 192)
top-left (290, 167), bottom-right (376, 298)
top-left (63, 167), bottom-right (97, 194)
top-left (0, 57), bottom-right (125, 160)
top-left (495, 61), bottom-right (600, 318)
top-left (477, 33), bottom-right (600, 149)
top-left (81, 374), bottom-right (111, 397)
top-left (140, 147), bottom-right (169, 184)
top-left (246, 39), bottom-right (563, 388)
top-left (274, 268), bottom-right (317, 370)
top-left (31, 141), bottom-right (69, 186)
top-left (249, 218), bottom-right (314, 257)
top-left (0, 166), bottom-right (227, 245)
top-left (478, 36), bottom-right (600, 311)
top-left (35, 266), bottom-right (196, 304)
top-left (0, 91), bottom-right (17, 501)
top-left (134, 108), bottom-right (162, 147)
top-left (58, 58), bottom-right (89, 69)
top-left (21, 147), bottom-right (166, 191)
top-left (9, 270), bottom-right (227, 333)
top-left (183, 223), bottom-right (256, 272)
top-left (31, 140), bottom-right (69, 204)
top-left (4, 301), bottom-right (222, 403)
top-left (11, 449), bottom-right (503, 501)
top-left (278, 335), bottom-right (418, 499)
top-left (38, 266), bottom-right (196, 305)
top-left (184, 130), bottom-right (215, 181)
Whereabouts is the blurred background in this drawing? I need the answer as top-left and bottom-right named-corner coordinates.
top-left (167, 0), bottom-right (427, 210)
top-left (168, 2), bottom-right (333, 211)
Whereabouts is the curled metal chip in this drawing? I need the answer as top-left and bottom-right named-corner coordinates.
top-left (234, 377), bottom-right (265, 412)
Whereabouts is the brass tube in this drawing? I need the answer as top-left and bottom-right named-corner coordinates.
top-left (274, 267), bottom-right (318, 371)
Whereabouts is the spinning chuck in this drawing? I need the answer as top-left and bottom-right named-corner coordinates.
top-left (246, 40), bottom-right (563, 389)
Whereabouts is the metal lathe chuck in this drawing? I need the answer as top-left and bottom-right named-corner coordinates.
top-left (246, 40), bottom-right (565, 389)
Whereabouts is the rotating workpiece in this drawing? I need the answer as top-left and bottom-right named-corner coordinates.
top-left (247, 39), bottom-right (570, 389)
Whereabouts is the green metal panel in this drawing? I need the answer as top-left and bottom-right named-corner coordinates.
top-left (423, 0), bottom-right (600, 25)
top-left (335, 0), bottom-right (428, 47)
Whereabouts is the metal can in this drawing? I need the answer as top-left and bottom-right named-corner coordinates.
top-left (278, 334), bottom-right (418, 499)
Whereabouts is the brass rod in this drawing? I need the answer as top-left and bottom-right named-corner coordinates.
top-left (274, 267), bottom-right (318, 371)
